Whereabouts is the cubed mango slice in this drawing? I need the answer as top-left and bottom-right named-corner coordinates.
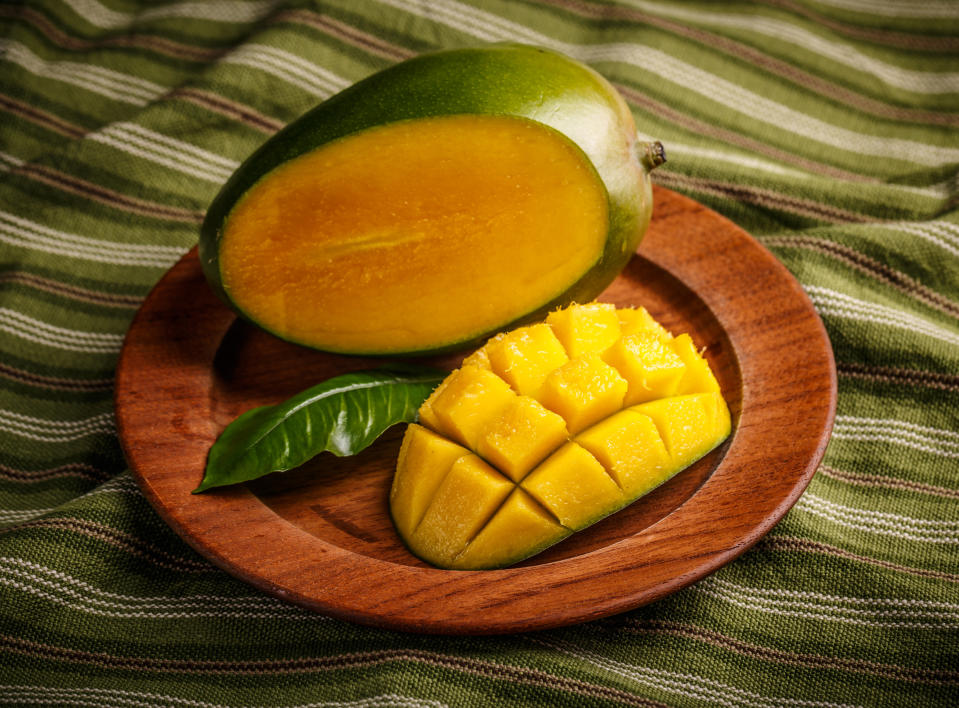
top-left (390, 303), bottom-right (732, 570)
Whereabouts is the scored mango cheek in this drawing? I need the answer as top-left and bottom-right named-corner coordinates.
top-left (390, 302), bottom-right (732, 570)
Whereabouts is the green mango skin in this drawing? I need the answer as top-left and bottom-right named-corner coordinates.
top-left (200, 43), bottom-right (662, 355)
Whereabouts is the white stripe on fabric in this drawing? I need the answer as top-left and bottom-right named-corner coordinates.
top-left (0, 409), bottom-right (115, 442)
top-left (0, 308), bottom-right (124, 354)
top-left (0, 556), bottom-right (329, 619)
top-left (0, 210), bottom-right (185, 268)
top-left (0, 40), bottom-right (164, 106)
top-left (219, 43), bottom-right (350, 98)
top-left (0, 686), bottom-right (446, 708)
top-left (795, 494), bottom-right (959, 543)
top-left (886, 221), bottom-right (959, 260)
top-left (831, 415), bottom-right (959, 459)
top-left (622, 1), bottom-right (959, 94)
top-left (63, 0), bottom-right (280, 29)
top-left (87, 123), bottom-right (238, 183)
top-left (804, 285), bottom-right (959, 348)
top-left (692, 577), bottom-right (959, 629)
top-left (0, 151), bottom-right (24, 172)
top-left (801, 0), bottom-right (959, 19)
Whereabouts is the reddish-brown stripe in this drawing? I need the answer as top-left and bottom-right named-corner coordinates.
top-left (0, 362), bottom-right (113, 393)
top-left (654, 171), bottom-right (879, 223)
top-left (837, 361), bottom-right (959, 393)
top-left (0, 93), bottom-right (86, 140)
top-left (537, 0), bottom-right (959, 127)
top-left (614, 618), bottom-right (959, 684)
top-left (0, 5), bottom-right (223, 63)
top-left (816, 464), bottom-right (959, 500)
top-left (276, 9), bottom-right (415, 62)
top-left (167, 87), bottom-right (284, 135)
top-left (757, 535), bottom-right (959, 583)
top-left (0, 638), bottom-right (667, 705)
top-left (13, 163), bottom-right (204, 223)
top-left (0, 462), bottom-right (108, 483)
top-left (763, 235), bottom-right (959, 319)
top-left (0, 270), bottom-right (142, 309)
top-left (758, 0), bottom-right (959, 52)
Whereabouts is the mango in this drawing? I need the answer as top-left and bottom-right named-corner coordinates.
top-left (199, 44), bottom-right (665, 355)
top-left (390, 303), bottom-right (732, 569)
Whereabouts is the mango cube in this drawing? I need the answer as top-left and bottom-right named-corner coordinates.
top-left (546, 301), bottom-right (621, 357)
top-left (617, 306), bottom-right (672, 339)
top-left (602, 331), bottom-right (686, 406)
top-left (390, 303), bottom-right (732, 570)
top-left (486, 323), bottom-right (568, 397)
top-left (538, 354), bottom-right (628, 434)
top-left (575, 409), bottom-right (672, 498)
top-left (407, 454), bottom-right (513, 567)
top-left (670, 334), bottom-right (721, 395)
top-left (521, 442), bottom-right (624, 529)
top-left (391, 424), bottom-right (470, 536)
top-left (452, 489), bottom-right (569, 570)
top-left (429, 365), bottom-right (517, 449)
top-left (475, 396), bottom-right (568, 482)
top-left (632, 392), bottom-right (731, 468)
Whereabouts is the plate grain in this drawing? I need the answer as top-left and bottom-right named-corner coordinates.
top-left (115, 186), bottom-right (836, 634)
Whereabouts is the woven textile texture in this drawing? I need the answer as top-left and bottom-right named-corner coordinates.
top-left (0, 1), bottom-right (957, 706)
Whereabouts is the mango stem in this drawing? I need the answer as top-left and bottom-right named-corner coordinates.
top-left (641, 141), bottom-right (666, 172)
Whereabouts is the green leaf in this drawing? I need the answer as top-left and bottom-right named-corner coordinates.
top-left (194, 364), bottom-right (446, 493)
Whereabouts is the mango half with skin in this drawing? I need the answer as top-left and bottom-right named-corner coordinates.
top-left (390, 302), bottom-right (732, 569)
top-left (199, 44), bottom-right (665, 355)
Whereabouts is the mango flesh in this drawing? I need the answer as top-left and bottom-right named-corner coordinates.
top-left (200, 44), bottom-right (662, 355)
top-left (390, 303), bottom-right (732, 569)
top-left (218, 115), bottom-right (609, 353)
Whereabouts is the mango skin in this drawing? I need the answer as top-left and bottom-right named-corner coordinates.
top-left (199, 43), bottom-right (659, 355)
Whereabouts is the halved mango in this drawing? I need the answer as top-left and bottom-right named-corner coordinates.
top-left (390, 303), bottom-right (732, 569)
top-left (200, 44), bottom-right (665, 355)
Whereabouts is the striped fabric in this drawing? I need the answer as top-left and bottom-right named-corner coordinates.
top-left (0, 0), bottom-right (956, 705)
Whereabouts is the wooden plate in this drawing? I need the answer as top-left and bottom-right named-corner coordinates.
top-left (115, 186), bottom-right (835, 635)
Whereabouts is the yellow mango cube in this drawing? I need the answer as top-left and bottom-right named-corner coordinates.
top-left (538, 354), bottom-right (628, 434)
top-left (451, 489), bottom-right (569, 569)
top-left (408, 454), bottom-right (513, 567)
top-left (670, 334), bottom-right (721, 395)
top-left (632, 392), bottom-right (731, 468)
top-left (521, 442), bottom-right (624, 529)
top-left (475, 396), bottom-right (569, 482)
top-left (391, 424), bottom-right (470, 536)
top-left (617, 306), bottom-right (672, 340)
top-left (485, 323), bottom-right (568, 397)
top-left (575, 409), bottom-right (671, 499)
top-left (546, 301), bottom-right (621, 357)
top-left (603, 331), bottom-right (686, 406)
top-left (428, 365), bottom-right (517, 449)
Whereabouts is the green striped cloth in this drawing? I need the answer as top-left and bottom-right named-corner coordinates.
top-left (1, 0), bottom-right (956, 705)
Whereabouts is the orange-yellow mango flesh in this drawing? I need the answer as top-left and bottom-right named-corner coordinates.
top-left (392, 303), bottom-right (732, 570)
top-left (218, 114), bottom-right (609, 354)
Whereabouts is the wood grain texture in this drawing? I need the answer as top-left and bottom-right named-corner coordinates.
top-left (114, 186), bottom-right (836, 634)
